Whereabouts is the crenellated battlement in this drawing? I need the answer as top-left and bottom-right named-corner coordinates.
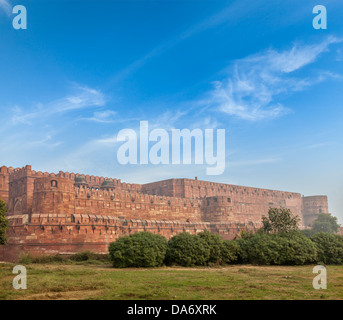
top-left (8, 165), bottom-right (33, 182)
top-left (2, 164), bottom-right (327, 225)
top-left (0, 165), bottom-right (15, 174)
top-left (0, 166), bottom-right (16, 203)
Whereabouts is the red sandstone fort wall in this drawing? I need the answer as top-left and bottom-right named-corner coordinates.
top-left (0, 166), bottom-right (14, 204)
top-left (32, 176), bottom-right (204, 222)
top-left (143, 179), bottom-right (185, 197)
top-left (0, 164), bottom-right (328, 261)
top-left (8, 165), bottom-right (36, 217)
top-left (56, 171), bottom-right (143, 193)
top-left (143, 178), bottom-right (304, 224)
top-left (0, 212), bottom-right (258, 261)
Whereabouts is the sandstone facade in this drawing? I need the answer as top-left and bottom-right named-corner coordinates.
top-left (0, 165), bottom-right (329, 261)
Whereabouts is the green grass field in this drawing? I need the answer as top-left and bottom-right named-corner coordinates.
top-left (0, 262), bottom-right (342, 300)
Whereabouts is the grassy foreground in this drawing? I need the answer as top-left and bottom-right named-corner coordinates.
top-left (0, 262), bottom-right (342, 300)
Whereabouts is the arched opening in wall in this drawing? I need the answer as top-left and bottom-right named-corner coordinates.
top-left (51, 180), bottom-right (58, 188)
top-left (14, 199), bottom-right (23, 214)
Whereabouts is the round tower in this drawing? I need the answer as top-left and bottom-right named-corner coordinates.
top-left (33, 176), bottom-right (75, 215)
top-left (302, 195), bottom-right (329, 227)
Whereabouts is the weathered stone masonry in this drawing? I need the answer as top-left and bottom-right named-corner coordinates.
top-left (0, 165), bottom-right (329, 261)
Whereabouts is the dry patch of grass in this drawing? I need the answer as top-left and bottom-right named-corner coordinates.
top-left (0, 263), bottom-right (342, 300)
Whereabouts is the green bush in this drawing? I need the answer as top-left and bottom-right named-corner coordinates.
top-left (69, 251), bottom-right (107, 262)
top-left (0, 199), bottom-right (8, 245)
top-left (221, 240), bottom-right (241, 264)
top-left (311, 232), bottom-right (343, 264)
top-left (19, 253), bottom-right (64, 264)
top-left (300, 229), bottom-right (316, 238)
top-left (237, 233), bottom-right (284, 265)
top-left (108, 232), bottom-right (168, 268)
top-left (197, 230), bottom-right (224, 264)
top-left (277, 232), bottom-right (318, 265)
top-left (165, 232), bottom-right (210, 267)
top-left (18, 253), bottom-right (33, 264)
top-left (18, 251), bottom-right (108, 264)
top-left (237, 232), bottom-right (317, 265)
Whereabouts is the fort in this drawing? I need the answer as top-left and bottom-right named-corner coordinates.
top-left (0, 164), bottom-right (329, 261)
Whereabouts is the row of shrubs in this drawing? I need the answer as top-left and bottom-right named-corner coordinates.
top-left (108, 230), bottom-right (343, 267)
top-left (238, 231), bottom-right (343, 265)
top-left (19, 250), bottom-right (108, 264)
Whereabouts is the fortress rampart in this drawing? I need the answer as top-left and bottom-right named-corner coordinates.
top-left (302, 195), bottom-right (329, 226)
top-left (0, 164), bottom-right (329, 261)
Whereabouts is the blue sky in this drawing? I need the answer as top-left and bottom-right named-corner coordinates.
top-left (0, 0), bottom-right (343, 223)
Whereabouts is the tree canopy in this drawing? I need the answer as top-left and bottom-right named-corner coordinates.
top-left (0, 199), bottom-right (9, 245)
top-left (312, 213), bottom-right (340, 234)
top-left (261, 207), bottom-right (300, 234)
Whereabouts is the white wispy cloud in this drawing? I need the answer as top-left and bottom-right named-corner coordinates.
top-left (80, 110), bottom-right (117, 123)
top-left (304, 142), bottom-right (333, 150)
top-left (256, 37), bottom-right (340, 73)
top-left (11, 85), bottom-right (106, 125)
top-left (0, 0), bottom-right (11, 16)
top-left (25, 135), bottom-right (63, 149)
top-left (47, 134), bottom-right (120, 174)
top-left (51, 107), bottom-right (221, 175)
top-left (148, 110), bottom-right (188, 130)
top-left (54, 86), bottom-right (105, 112)
top-left (205, 36), bottom-right (342, 121)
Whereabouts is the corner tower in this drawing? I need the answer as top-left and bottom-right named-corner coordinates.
top-left (302, 195), bottom-right (329, 227)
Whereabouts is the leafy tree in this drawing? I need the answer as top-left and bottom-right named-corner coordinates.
top-left (312, 213), bottom-right (340, 234)
top-left (220, 240), bottom-right (241, 264)
top-left (108, 232), bottom-right (167, 268)
top-left (262, 207), bottom-right (300, 234)
top-left (311, 232), bottom-right (343, 264)
top-left (165, 232), bottom-right (210, 267)
top-left (197, 230), bottom-right (224, 264)
top-left (0, 199), bottom-right (8, 245)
